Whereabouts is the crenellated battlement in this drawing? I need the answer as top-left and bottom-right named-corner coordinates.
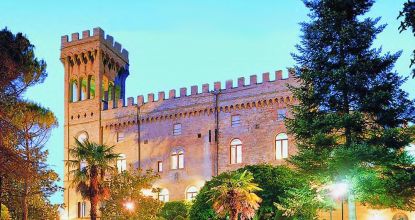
top-left (61, 27), bottom-right (129, 62)
top-left (100, 69), bottom-right (296, 112)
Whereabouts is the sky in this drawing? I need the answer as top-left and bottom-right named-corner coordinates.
top-left (0, 0), bottom-right (414, 205)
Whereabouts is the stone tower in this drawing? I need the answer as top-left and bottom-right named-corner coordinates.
top-left (60, 27), bottom-right (129, 219)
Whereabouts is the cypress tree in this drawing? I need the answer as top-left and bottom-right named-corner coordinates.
top-left (287, 0), bottom-right (415, 216)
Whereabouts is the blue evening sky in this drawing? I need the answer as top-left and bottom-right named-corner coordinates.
top-left (1, 0), bottom-right (414, 204)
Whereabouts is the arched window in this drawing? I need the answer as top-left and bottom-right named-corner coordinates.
top-left (89, 76), bottom-right (95, 99)
top-left (158, 188), bottom-right (169, 202)
top-left (101, 76), bottom-right (109, 100)
top-left (70, 79), bottom-right (78, 102)
top-left (392, 213), bottom-right (408, 220)
top-left (80, 77), bottom-right (87, 100)
top-left (276, 133), bottom-right (289, 159)
top-left (230, 139), bottom-right (242, 164)
top-left (186, 186), bottom-right (198, 201)
top-left (108, 82), bottom-right (114, 101)
top-left (117, 154), bottom-right (127, 173)
top-left (171, 149), bottom-right (184, 169)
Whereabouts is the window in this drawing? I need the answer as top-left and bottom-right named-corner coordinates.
top-left (80, 77), bottom-right (87, 101)
top-left (78, 201), bottom-right (87, 218)
top-left (276, 133), bottom-right (289, 159)
top-left (171, 149), bottom-right (184, 169)
top-left (173, 123), bottom-right (182, 136)
top-left (89, 76), bottom-right (95, 99)
top-left (117, 132), bottom-right (125, 142)
top-left (230, 139), bottom-right (242, 164)
top-left (158, 188), bottom-right (169, 202)
top-left (186, 186), bottom-right (198, 201)
top-left (157, 161), bottom-right (163, 172)
top-left (117, 154), bottom-right (127, 173)
top-left (70, 79), bottom-right (78, 102)
top-left (77, 132), bottom-right (88, 143)
top-left (277, 108), bottom-right (287, 121)
top-left (231, 115), bottom-right (241, 127)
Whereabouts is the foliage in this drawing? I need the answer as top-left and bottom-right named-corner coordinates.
top-left (203, 170), bottom-right (261, 220)
top-left (189, 164), bottom-right (327, 220)
top-left (287, 0), bottom-right (415, 211)
top-left (159, 201), bottom-right (191, 220)
top-left (398, 0), bottom-right (415, 77)
top-left (67, 139), bottom-right (120, 220)
top-left (100, 169), bottom-right (163, 220)
top-left (1, 204), bottom-right (11, 220)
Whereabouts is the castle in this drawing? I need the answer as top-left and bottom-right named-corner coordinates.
top-left (61, 28), bottom-right (413, 220)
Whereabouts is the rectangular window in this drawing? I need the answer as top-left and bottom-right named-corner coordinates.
top-left (277, 108), bottom-right (287, 121)
top-left (117, 156), bottom-right (127, 173)
top-left (276, 139), bottom-right (289, 159)
top-left (231, 115), bottom-right (241, 127)
top-left (178, 153), bottom-right (184, 169)
top-left (157, 161), bottom-right (163, 172)
top-left (78, 202), bottom-right (86, 218)
top-left (171, 154), bottom-right (178, 170)
top-left (236, 145), bottom-right (242, 163)
top-left (117, 132), bottom-right (125, 142)
top-left (173, 123), bottom-right (182, 136)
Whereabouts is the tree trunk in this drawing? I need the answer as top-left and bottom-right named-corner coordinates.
top-left (22, 180), bottom-right (28, 220)
top-left (89, 165), bottom-right (99, 220)
top-left (230, 209), bottom-right (238, 220)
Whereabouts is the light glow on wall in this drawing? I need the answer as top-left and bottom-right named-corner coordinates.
top-left (366, 210), bottom-right (387, 220)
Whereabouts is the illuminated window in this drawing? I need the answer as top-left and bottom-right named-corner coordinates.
top-left (231, 115), bottom-right (241, 127)
top-left (230, 139), bottom-right (242, 164)
top-left (171, 149), bottom-right (184, 169)
top-left (89, 75), bottom-right (95, 99)
top-left (78, 201), bottom-right (87, 218)
top-left (157, 161), bottom-right (163, 172)
top-left (277, 108), bottom-right (287, 121)
top-left (173, 123), bottom-right (182, 136)
top-left (186, 186), bottom-right (198, 201)
top-left (117, 154), bottom-right (127, 173)
top-left (80, 160), bottom-right (87, 171)
top-left (158, 188), bottom-right (169, 202)
top-left (80, 77), bottom-right (87, 101)
top-left (117, 132), bottom-right (125, 142)
top-left (276, 133), bottom-right (289, 159)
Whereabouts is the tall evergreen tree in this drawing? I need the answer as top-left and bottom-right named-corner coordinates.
top-left (287, 0), bottom-right (415, 217)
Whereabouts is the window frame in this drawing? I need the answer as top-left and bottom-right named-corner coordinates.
top-left (186, 186), bottom-right (198, 201)
top-left (157, 161), bottom-right (163, 172)
top-left (277, 108), bottom-right (287, 121)
top-left (173, 123), bottom-right (182, 136)
top-left (117, 131), bottom-right (125, 142)
top-left (171, 149), bottom-right (184, 170)
top-left (117, 154), bottom-right (127, 173)
top-left (231, 115), bottom-right (241, 127)
top-left (276, 133), bottom-right (289, 159)
top-left (230, 139), bottom-right (242, 164)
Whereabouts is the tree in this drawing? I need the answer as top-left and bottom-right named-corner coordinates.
top-left (398, 0), bottom-right (415, 77)
top-left (0, 27), bottom-right (48, 214)
top-left (159, 201), bottom-right (191, 220)
top-left (100, 168), bottom-right (163, 220)
top-left (207, 170), bottom-right (261, 220)
top-left (67, 139), bottom-right (120, 220)
top-left (287, 0), bottom-right (415, 218)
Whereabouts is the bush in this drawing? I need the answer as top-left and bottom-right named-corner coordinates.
top-left (160, 201), bottom-right (190, 220)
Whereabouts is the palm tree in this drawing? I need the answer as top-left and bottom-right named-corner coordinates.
top-left (67, 139), bottom-right (120, 220)
top-left (208, 170), bottom-right (262, 220)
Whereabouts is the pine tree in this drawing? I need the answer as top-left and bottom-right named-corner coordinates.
top-left (287, 0), bottom-right (415, 216)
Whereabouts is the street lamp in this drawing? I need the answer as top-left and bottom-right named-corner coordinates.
top-left (329, 181), bottom-right (349, 220)
top-left (123, 201), bottom-right (135, 212)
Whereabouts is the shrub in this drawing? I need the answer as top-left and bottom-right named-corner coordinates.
top-left (160, 201), bottom-right (190, 220)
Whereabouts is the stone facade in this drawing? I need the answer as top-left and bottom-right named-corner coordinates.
top-left (61, 28), bottom-right (414, 220)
